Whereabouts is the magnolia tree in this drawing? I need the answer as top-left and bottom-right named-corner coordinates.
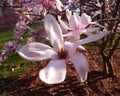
top-left (0, 0), bottom-right (119, 84)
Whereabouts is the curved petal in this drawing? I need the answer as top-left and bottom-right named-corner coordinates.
top-left (64, 35), bottom-right (80, 43)
top-left (84, 27), bottom-right (99, 36)
top-left (69, 15), bottom-right (80, 30)
top-left (77, 45), bottom-right (86, 51)
top-left (64, 41), bottom-right (74, 53)
top-left (56, 0), bottom-right (63, 11)
top-left (81, 13), bottom-right (91, 28)
top-left (18, 42), bottom-right (57, 61)
top-left (44, 14), bottom-right (64, 52)
top-left (74, 27), bottom-right (99, 37)
top-left (56, 0), bottom-right (63, 7)
top-left (69, 54), bottom-right (89, 82)
top-left (39, 59), bottom-right (66, 84)
top-left (74, 30), bottom-right (109, 46)
top-left (58, 15), bottom-right (70, 34)
top-left (66, 9), bottom-right (72, 21)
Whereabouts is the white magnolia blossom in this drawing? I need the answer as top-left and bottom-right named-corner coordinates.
top-left (18, 14), bottom-right (108, 84)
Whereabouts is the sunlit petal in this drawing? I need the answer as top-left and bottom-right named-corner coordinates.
top-left (69, 54), bottom-right (89, 82)
top-left (44, 14), bottom-right (64, 52)
top-left (58, 16), bottom-right (70, 33)
top-left (56, 0), bottom-right (63, 11)
top-left (56, 0), bottom-right (63, 7)
top-left (66, 9), bottom-right (72, 20)
top-left (39, 59), bottom-right (66, 84)
top-left (69, 15), bottom-right (80, 30)
top-left (81, 13), bottom-right (91, 28)
top-left (74, 31), bottom-right (109, 46)
top-left (18, 42), bottom-right (57, 61)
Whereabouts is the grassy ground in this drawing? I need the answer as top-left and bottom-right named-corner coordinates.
top-left (0, 27), bottom-right (33, 93)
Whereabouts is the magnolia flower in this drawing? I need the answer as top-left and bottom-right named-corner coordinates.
top-left (58, 9), bottom-right (100, 42)
top-left (18, 14), bottom-right (108, 84)
top-left (25, 0), bottom-right (63, 16)
top-left (40, 0), bottom-right (63, 11)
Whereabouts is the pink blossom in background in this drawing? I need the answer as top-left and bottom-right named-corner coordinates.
top-left (29, 28), bottom-right (47, 43)
top-left (40, 0), bottom-right (63, 11)
top-left (23, 0), bottom-right (63, 16)
top-left (4, 41), bottom-right (17, 53)
top-left (0, 41), bottom-right (18, 63)
top-left (18, 14), bottom-right (108, 84)
top-left (27, 37), bottom-right (36, 43)
top-left (58, 9), bottom-right (102, 42)
top-left (14, 20), bottom-right (28, 39)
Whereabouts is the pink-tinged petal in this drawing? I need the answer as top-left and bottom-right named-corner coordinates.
top-left (63, 29), bottom-right (87, 37)
top-left (69, 54), bottom-right (89, 82)
top-left (44, 14), bottom-right (64, 52)
top-left (66, 9), bottom-right (72, 21)
top-left (69, 31), bottom-right (108, 56)
top-left (83, 27), bottom-right (99, 36)
top-left (81, 13), bottom-right (91, 28)
top-left (64, 27), bottom-right (98, 37)
top-left (74, 31), bottom-right (109, 46)
top-left (69, 15), bottom-right (80, 30)
top-left (77, 45), bottom-right (86, 51)
top-left (39, 59), bottom-right (66, 84)
top-left (18, 42), bottom-right (57, 61)
top-left (49, 0), bottom-right (56, 7)
top-left (95, 23), bottom-right (106, 29)
top-left (64, 35), bottom-right (80, 43)
top-left (64, 41), bottom-right (81, 57)
top-left (64, 41), bottom-right (73, 51)
top-left (58, 16), bottom-right (70, 34)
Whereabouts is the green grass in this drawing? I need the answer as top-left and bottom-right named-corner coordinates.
top-left (0, 27), bottom-right (14, 50)
top-left (0, 27), bottom-right (33, 93)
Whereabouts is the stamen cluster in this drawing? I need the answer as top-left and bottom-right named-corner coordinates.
top-left (58, 48), bottom-right (68, 59)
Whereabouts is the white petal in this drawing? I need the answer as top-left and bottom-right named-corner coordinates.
top-left (66, 9), bottom-right (72, 20)
top-left (56, 2), bottom-right (62, 11)
top-left (39, 59), bottom-right (66, 84)
top-left (44, 14), bottom-right (64, 52)
top-left (64, 41), bottom-right (73, 52)
top-left (56, 0), bottom-right (63, 7)
top-left (74, 31), bottom-right (109, 46)
top-left (64, 41), bottom-right (77, 57)
top-left (85, 27), bottom-right (99, 36)
top-left (69, 15), bottom-right (80, 30)
top-left (81, 13), bottom-right (91, 28)
top-left (77, 45), bottom-right (86, 51)
top-left (58, 15), bottom-right (70, 33)
top-left (69, 54), bottom-right (89, 82)
top-left (18, 42), bottom-right (57, 61)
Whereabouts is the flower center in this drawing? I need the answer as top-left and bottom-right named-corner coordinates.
top-left (58, 48), bottom-right (68, 59)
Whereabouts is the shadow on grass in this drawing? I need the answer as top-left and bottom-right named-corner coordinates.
top-left (0, 75), bottom-right (18, 94)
